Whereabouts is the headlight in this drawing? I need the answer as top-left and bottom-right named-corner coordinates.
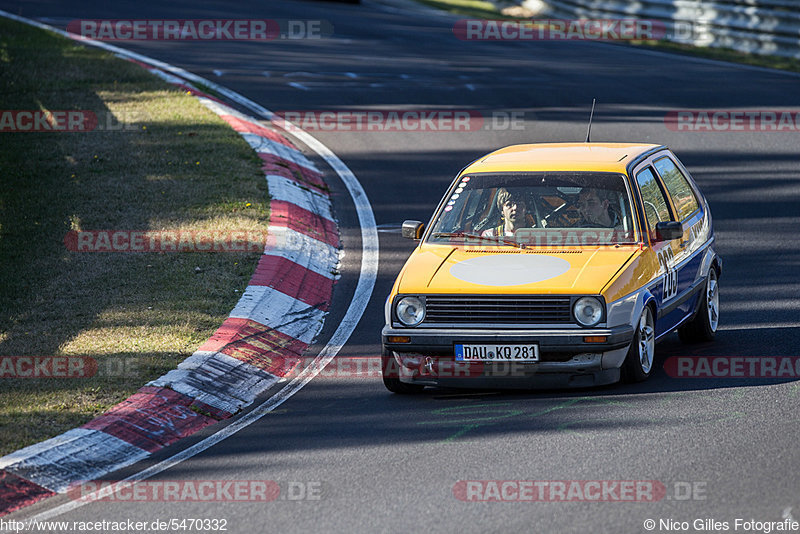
top-left (573, 297), bottom-right (603, 327)
top-left (396, 296), bottom-right (425, 326)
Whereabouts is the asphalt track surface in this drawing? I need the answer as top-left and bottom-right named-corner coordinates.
top-left (3, 0), bottom-right (800, 532)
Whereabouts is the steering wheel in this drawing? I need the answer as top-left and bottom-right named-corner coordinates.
top-left (543, 198), bottom-right (578, 227)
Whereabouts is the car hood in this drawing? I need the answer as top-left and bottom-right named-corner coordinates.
top-left (397, 245), bottom-right (639, 295)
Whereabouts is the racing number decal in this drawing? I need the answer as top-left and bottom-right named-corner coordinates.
top-left (657, 247), bottom-right (678, 302)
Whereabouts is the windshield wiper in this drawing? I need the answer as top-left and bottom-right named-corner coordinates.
top-left (430, 232), bottom-right (524, 248)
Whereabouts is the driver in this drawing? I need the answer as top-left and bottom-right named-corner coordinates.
top-left (576, 188), bottom-right (621, 228)
top-left (482, 188), bottom-right (533, 237)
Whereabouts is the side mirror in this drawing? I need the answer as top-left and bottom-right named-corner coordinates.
top-left (401, 220), bottom-right (425, 240)
top-left (654, 221), bottom-right (683, 242)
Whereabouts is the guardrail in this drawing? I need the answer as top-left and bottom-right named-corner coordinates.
top-left (534, 0), bottom-right (800, 59)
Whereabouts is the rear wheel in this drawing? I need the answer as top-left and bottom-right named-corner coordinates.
top-left (382, 349), bottom-right (424, 394)
top-left (622, 306), bottom-right (656, 383)
top-left (678, 267), bottom-right (719, 343)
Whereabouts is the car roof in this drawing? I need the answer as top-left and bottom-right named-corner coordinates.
top-left (461, 143), bottom-right (664, 174)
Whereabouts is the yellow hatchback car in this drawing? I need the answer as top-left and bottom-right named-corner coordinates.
top-left (382, 143), bottom-right (721, 393)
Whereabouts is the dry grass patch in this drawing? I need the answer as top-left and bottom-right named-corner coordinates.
top-left (0, 18), bottom-right (270, 454)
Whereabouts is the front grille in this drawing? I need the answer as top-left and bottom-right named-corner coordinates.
top-left (423, 296), bottom-right (572, 325)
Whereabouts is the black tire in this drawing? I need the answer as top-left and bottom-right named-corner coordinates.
top-left (622, 305), bottom-right (656, 383)
top-left (382, 350), bottom-right (424, 394)
top-left (678, 266), bottom-right (719, 343)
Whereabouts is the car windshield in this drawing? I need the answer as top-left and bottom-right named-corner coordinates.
top-left (427, 172), bottom-right (639, 246)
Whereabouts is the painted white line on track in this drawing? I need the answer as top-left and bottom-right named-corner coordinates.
top-left (0, 9), bottom-right (379, 525)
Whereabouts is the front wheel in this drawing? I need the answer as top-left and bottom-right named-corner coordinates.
top-left (622, 306), bottom-right (656, 383)
top-left (678, 267), bottom-right (719, 343)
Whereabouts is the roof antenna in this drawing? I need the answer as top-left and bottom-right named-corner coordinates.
top-left (585, 98), bottom-right (596, 143)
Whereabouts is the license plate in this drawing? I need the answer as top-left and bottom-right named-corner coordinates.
top-left (454, 343), bottom-right (540, 362)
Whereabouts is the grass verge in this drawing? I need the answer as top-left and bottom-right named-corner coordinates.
top-left (413, 0), bottom-right (800, 74)
top-left (0, 18), bottom-right (269, 456)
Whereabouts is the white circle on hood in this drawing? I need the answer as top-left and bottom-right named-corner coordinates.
top-left (449, 255), bottom-right (571, 286)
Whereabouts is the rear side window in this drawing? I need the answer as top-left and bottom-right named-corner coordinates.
top-left (636, 167), bottom-right (672, 232)
top-left (654, 156), bottom-right (699, 220)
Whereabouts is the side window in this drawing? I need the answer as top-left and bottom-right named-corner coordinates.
top-left (636, 167), bottom-right (672, 233)
top-left (654, 156), bottom-right (699, 220)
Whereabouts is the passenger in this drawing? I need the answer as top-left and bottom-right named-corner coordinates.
top-left (482, 188), bottom-right (533, 237)
top-left (576, 188), bottom-right (621, 228)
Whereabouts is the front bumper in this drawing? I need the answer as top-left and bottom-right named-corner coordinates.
top-left (381, 325), bottom-right (634, 389)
